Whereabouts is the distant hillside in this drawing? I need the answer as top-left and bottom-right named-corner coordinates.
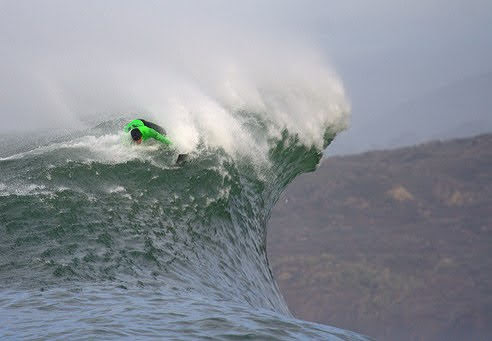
top-left (267, 133), bottom-right (492, 341)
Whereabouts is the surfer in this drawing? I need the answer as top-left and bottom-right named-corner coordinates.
top-left (124, 118), bottom-right (188, 164)
top-left (124, 119), bottom-right (172, 145)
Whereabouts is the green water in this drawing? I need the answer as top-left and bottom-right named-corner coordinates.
top-left (0, 120), bottom-right (371, 340)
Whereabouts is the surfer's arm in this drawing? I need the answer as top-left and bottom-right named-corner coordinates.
top-left (150, 129), bottom-right (172, 145)
top-left (124, 119), bottom-right (145, 133)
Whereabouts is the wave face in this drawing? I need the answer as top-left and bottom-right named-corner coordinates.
top-left (0, 114), bottom-right (369, 338)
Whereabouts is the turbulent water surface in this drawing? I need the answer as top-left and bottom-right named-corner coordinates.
top-left (0, 115), bottom-right (370, 340)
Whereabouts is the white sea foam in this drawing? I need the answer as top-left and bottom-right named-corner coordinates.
top-left (107, 185), bottom-right (132, 199)
top-left (0, 183), bottom-right (52, 197)
top-left (118, 49), bottom-right (350, 159)
top-left (1, 3), bottom-right (350, 163)
top-left (0, 134), bottom-right (161, 164)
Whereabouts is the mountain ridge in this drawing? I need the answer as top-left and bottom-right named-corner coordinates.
top-left (268, 133), bottom-right (492, 341)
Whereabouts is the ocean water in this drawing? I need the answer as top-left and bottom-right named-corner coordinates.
top-left (0, 115), bottom-right (370, 340)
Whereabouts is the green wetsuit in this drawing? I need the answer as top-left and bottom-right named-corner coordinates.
top-left (124, 119), bottom-right (172, 145)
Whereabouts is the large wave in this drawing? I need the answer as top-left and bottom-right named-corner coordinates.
top-left (0, 17), bottom-right (373, 336)
top-left (0, 111), bottom-right (375, 339)
top-left (0, 109), bottom-right (338, 303)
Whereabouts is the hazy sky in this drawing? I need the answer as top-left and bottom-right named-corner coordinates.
top-left (1, 1), bottom-right (491, 152)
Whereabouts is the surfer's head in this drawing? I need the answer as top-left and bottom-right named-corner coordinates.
top-left (130, 128), bottom-right (143, 144)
